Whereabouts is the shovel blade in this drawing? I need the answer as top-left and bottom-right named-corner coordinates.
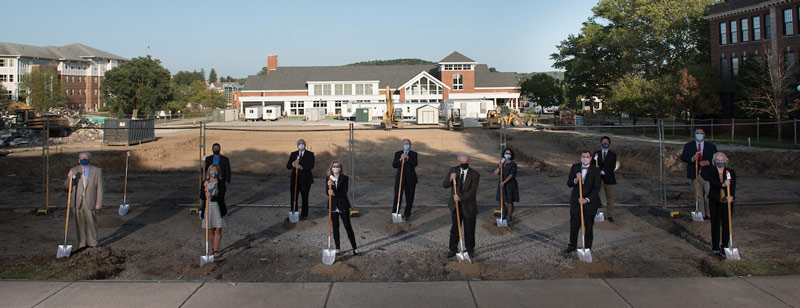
top-left (118, 204), bottom-right (130, 216)
top-left (724, 247), bottom-right (741, 260)
top-left (691, 211), bottom-right (704, 222)
top-left (200, 254), bottom-right (214, 266)
top-left (456, 252), bottom-right (472, 264)
top-left (496, 218), bottom-right (508, 227)
top-left (57, 244), bottom-right (72, 258)
top-left (577, 248), bottom-right (592, 263)
top-left (392, 213), bottom-right (403, 223)
top-left (288, 211), bottom-right (299, 223)
top-left (594, 211), bottom-right (605, 222)
top-left (322, 249), bottom-right (337, 265)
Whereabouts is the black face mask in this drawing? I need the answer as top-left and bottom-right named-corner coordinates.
top-left (213, 150), bottom-right (220, 155)
top-left (460, 163), bottom-right (469, 170)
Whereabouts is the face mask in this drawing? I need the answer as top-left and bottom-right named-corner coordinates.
top-left (715, 162), bottom-right (726, 168)
top-left (298, 144), bottom-right (305, 150)
top-left (209, 172), bottom-right (218, 178)
top-left (403, 144), bottom-right (410, 151)
top-left (504, 154), bottom-right (511, 160)
top-left (332, 167), bottom-right (340, 174)
top-left (696, 134), bottom-right (704, 141)
top-left (601, 143), bottom-right (609, 149)
top-left (460, 163), bottom-right (469, 170)
top-left (79, 159), bottom-right (90, 166)
top-left (581, 157), bottom-right (591, 165)
top-left (213, 150), bottom-right (220, 155)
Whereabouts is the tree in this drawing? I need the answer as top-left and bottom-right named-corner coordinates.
top-left (19, 68), bottom-right (66, 112)
top-left (521, 73), bottom-right (563, 107)
top-left (100, 55), bottom-right (172, 116)
top-left (173, 70), bottom-right (205, 86)
top-left (605, 74), bottom-right (673, 124)
top-left (0, 84), bottom-right (9, 104)
top-left (257, 66), bottom-right (269, 75)
top-left (674, 67), bottom-right (719, 120)
top-left (208, 68), bottom-right (217, 84)
top-left (736, 49), bottom-right (800, 141)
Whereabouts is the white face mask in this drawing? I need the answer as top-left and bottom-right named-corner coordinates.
top-left (298, 144), bottom-right (305, 150)
top-left (332, 167), bottom-right (340, 174)
top-left (581, 157), bottom-right (591, 165)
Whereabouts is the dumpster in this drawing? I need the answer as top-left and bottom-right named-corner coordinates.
top-left (355, 108), bottom-right (370, 122)
top-left (103, 119), bottom-right (155, 145)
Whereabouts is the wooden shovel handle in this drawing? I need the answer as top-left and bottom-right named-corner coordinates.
top-left (396, 159), bottom-right (404, 213)
top-left (452, 180), bottom-right (464, 246)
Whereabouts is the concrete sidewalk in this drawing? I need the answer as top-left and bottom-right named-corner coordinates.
top-left (1, 276), bottom-right (798, 308)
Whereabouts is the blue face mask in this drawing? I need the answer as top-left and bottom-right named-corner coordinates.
top-left (503, 154), bottom-right (511, 160)
top-left (79, 159), bottom-right (90, 166)
top-left (403, 144), bottom-right (410, 151)
top-left (601, 143), bottom-right (609, 149)
top-left (696, 134), bottom-right (704, 141)
top-left (715, 162), bottom-right (726, 168)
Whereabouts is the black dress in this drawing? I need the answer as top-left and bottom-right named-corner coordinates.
top-left (496, 161), bottom-right (520, 203)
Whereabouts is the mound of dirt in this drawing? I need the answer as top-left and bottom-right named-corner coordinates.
top-left (310, 262), bottom-right (361, 280)
top-left (480, 221), bottom-right (512, 235)
top-left (684, 220), bottom-right (709, 234)
top-left (283, 220), bottom-right (318, 231)
top-left (183, 263), bottom-right (219, 278)
top-left (445, 261), bottom-right (488, 276)
top-left (568, 259), bottom-right (613, 278)
top-left (382, 221), bottom-right (414, 234)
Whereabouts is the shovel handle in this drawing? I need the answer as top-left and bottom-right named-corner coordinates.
top-left (694, 158), bottom-right (699, 209)
top-left (293, 167), bottom-right (299, 211)
top-left (64, 176), bottom-right (73, 244)
top-left (204, 184), bottom-right (210, 255)
top-left (726, 180), bottom-right (733, 247)
top-left (578, 174), bottom-right (586, 248)
top-left (395, 158), bottom-right (404, 213)
top-left (328, 183), bottom-right (332, 237)
top-left (123, 152), bottom-right (129, 203)
top-left (452, 179), bottom-right (465, 252)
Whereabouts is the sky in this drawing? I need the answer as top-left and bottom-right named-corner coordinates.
top-left (7, 0), bottom-right (598, 78)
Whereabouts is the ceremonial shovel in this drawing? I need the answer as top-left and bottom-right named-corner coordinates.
top-left (496, 158), bottom-right (507, 227)
top-left (452, 178), bottom-right (471, 264)
top-left (57, 175), bottom-right (75, 258)
top-left (691, 157), bottom-right (704, 222)
top-left (577, 174), bottom-right (592, 263)
top-left (724, 171), bottom-right (740, 260)
top-left (322, 182), bottom-right (337, 265)
top-left (392, 158), bottom-right (404, 223)
top-left (118, 151), bottom-right (131, 216)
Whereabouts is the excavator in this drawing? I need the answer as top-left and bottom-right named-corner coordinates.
top-left (380, 86), bottom-right (402, 129)
top-left (1, 101), bottom-right (71, 136)
top-left (483, 106), bottom-right (532, 128)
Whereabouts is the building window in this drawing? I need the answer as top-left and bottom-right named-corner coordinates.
top-left (741, 18), bottom-right (749, 42)
top-left (453, 74), bottom-right (463, 90)
top-left (8, 75), bottom-right (12, 82)
top-left (0, 59), bottom-right (4, 67)
top-left (313, 101), bottom-right (328, 108)
top-left (443, 64), bottom-right (473, 71)
top-left (0, 75), bottom-right (6, 82)
top-left (785, 9), bottom-right (794, 35)
top-left (765, 14), bottom-right (772, 38)
top-left (720, 58), bottom-right (729, 80)
top-left (334, 84), bottom-right (352, 95)
top-left (753, 16), bottom-right (761, 40)
top-left (720, 22), bottom-right (727, 45)
top-left (786, 51), bottom-right (796, 71)
top-left (408, 76), bottom-right (443, 95)
top-left (290, 101), bottom-right (305, 115)
top-left (731, 58), bottom-right (739, 78)
top-left (334, 101), bottom-right (343, 114)
top-left (730, 20), bottom-right (738, 43)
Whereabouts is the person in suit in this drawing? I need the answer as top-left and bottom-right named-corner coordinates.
top-left (493, 148), bottom-right (519, 222)
top-left (287, 139), bottom-right (315, 220)
top-left (443, 153), bottom-right (480, 259)
top-left (563, 150), bottom-right (602, 255)
top-left (205, 143), bottom-right (231, 185)
top-left (326, 161), bottom-right (359, 255)
top-left (199, 164), bottom-right (228, 258)
top-left (701, 152), bottom-right (736, 257)
top-left (593, 136), bottom-right (617, 222)
top-left (392, 139), bottom-right (418, 220)
top-left (65, 151), bottom-right (104, 251)
top-left (680, 128), bottom-right (717, 219)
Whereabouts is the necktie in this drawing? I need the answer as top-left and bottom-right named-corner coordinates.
top-left (461, 170), bottom-right (467, 182)
top-left (602, 151), bottom-right (606, 161)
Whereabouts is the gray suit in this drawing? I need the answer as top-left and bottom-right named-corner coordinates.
top-left (65, 165), bottom-right (104, 248)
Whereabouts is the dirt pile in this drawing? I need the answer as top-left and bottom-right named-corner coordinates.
top-left (283, 220), bottom-right (318, 231)
top-left (567, 259), bottom-right (613, 278)
top-left (310, 262), bottom-right (361, 280)
top-left (480, 221), bottom-right (512, 235)
top-left (382, 221), bottom-right (414, 234)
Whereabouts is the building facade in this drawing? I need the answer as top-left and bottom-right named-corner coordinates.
top-left (708, 0), bottom-right (800, 117)
top-left (0, 42), bottom-right (127, 111)
top-left (236, 52), bottom-right (521, 118)
top-left (209, 81), bottom-right (243, 108)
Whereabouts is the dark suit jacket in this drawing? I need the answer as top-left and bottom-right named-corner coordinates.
top-left (442, 167), bottom-right (480, 219)
top-left (701, 167), bottom-right (736, 202)
top-left (679, 141), bottom-right (717, 179)
top-left (592, 150), bottom-right (617, 184)
top-left (199, 180), bottom-right (227, 218)
top-left (567, 164), bottom-right (602, 210)
top-left (205, 155), bottom-right (231, 184)
top-left (325, 174), bottom-right (351, 212)
top-left (286, 150), bottom-right (315, 185)
top-left (392, 150), bottom-right (418, 185)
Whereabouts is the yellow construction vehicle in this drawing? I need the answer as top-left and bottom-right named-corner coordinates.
top-left (381, 86), bottom-right (402, 129)
top-left (483, 106), bottom-right (532, 128)
top-left (1, 102), bottom-right (71, 136)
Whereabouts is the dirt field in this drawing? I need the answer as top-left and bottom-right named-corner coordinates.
top-left (1, 126), bottom-right (799, 281)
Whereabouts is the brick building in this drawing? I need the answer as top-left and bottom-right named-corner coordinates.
top-left (236, 52), bottom-right (521, 118)
top-left (708, 0), bottom-right (800, 117)
top-left (0, 42), bottom-right (127, 111)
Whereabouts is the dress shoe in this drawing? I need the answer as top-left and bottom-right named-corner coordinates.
top-left (447, 251), bottom-right (456, 258)
top-left (300, 216), bottom-right (308, 221)
top-left (607, 217), bottom-right (615, 223)
top-left (562, 247), bottom-right (576, 255)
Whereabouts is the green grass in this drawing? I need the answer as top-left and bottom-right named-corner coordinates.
top-left (701, 258), bottom-right (800, 277)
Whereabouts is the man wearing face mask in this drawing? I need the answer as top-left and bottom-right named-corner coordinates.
top-left (593, 136), bottom-right (617, 222)
top-left (287, 139), bottom-right (315, 220)
top-left (205, 143), bottom-right (231, 186)
top-left (65, 151), bottom-right (104, 251)
top-left (564, 151), bottom-right (602, 255)
top-left (443, 153), bottom-right (480, 259)
top-left (680, 128), bottom-right (717, 219)
top-left (392, 139), bottom-right (418, 220)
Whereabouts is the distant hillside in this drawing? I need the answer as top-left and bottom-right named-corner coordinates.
top-left (347, 58), bottom-right (436, 66)
top-left (516, 71), bottom-right (564, 81)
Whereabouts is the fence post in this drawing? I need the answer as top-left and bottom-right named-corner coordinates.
top-left (710, 118), bottom-right (714, 139)
top-left (795, 118), bottom-right (797, 145)
top-left (757, 118), bottom-right (760, 143)
top-left (690, 118), bottom-right (695, 137)
top-left (731, 118), bottom-right (735, 141)
top-left (349, 123), bottom-right (355, 207)
top-left (658, 120), bottom-right (667, 209)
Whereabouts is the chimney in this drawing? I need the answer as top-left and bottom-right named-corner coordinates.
top-left (267, 54), bottom-right (278, 71)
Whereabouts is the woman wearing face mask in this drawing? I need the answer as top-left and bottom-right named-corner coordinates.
top-left (326, 161), bottom-right (359, 255)
top-left (701, 152), bottom-right (736, 257)
top-left (493, 148), bottom-right (519, 222)
top-left (199, 164), bottom-right (227, 258)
